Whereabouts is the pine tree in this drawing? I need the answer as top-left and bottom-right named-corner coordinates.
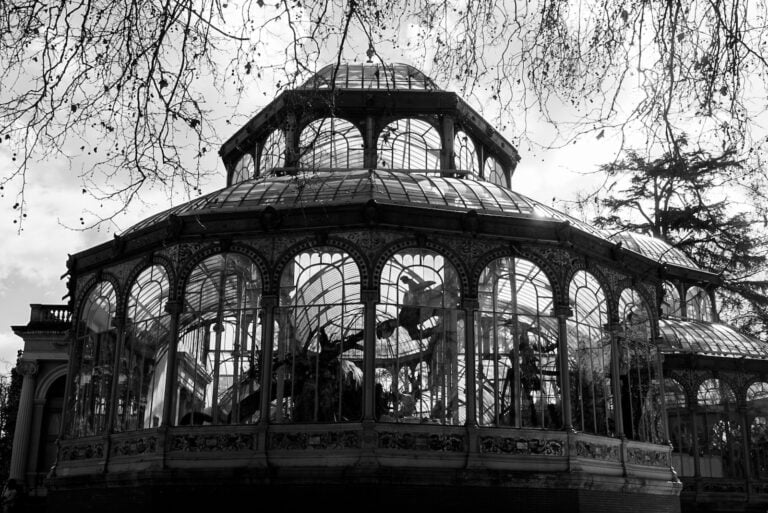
top-left (593, 140), bottom-right (768, 338)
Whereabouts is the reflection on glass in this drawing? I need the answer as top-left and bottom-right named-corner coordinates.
top-left (454, 130), bottom-right (478, 177)
top-left (476, 257), bottom-right (559, 428)
top-left (232, 153), bottom-right (255, 184)
top-left (661, 281), bottom-right (682, 318)
top-left (666, 378), bottom-right (694, 476)
top-left (618, 288), bottom-right (663, 443)
top-left (568, 271), bottom-right (613, 436)
top-left (696, 379), bottom-right (743, 478)
top-left (375, 249), bottom-right (465, 425)
top-left (259, 129), bottom-right (285, 176)
top-left (377, 118), bottom-right (441, 172)
top-left (299, 117), bottom-right (364, 170)
top-left (68, 281), bottom-right (118, 437)
top-left (749, 383), bottom-right (768, 478)
top-left (482, 157), bottom-right (506, 188)
top-left (176, 254), bottom-right (262, 425)
top-left (686, 286), bottom-right (713, 322)
top-left (116, 265), bottom-right (170, 431)
top-left (272, 249), bottom-right (363, 423)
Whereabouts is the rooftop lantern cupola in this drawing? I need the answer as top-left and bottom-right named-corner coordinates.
top-left (219, 62), bottom-right (520, 188)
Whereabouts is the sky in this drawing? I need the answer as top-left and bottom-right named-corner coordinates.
top-left (0, 5), bottom-right (633, 375)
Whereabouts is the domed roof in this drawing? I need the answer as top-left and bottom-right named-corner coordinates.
top-left (299, 63), bottom-right (441, 91)
top-left (610, 231), bottom-right (700, 271)
top-left (122, 169), bottom-right (606, 239)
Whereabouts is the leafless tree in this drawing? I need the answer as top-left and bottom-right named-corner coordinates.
top-left (2, 0), bottom-right (768, 228)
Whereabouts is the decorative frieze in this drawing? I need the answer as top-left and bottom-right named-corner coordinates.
top-left (626, 447), bottom-right (670, 467)
top-left (171, 432), bottom-right (257, 452)
top-left (268, 430), bottom-right (361, 450)
top-left (378, 431), bottom-right (465, 452)
top-left (340, 230), bottom-right (398, 253)
top-left (573, 440), bottom-right (619, 461)
top-left (60, 441), bottom-right (105, 461)
top-left (479, 436), bottom-right (564, 456)
top-left (110, 436), bottom-right (158, 457)
top-left (443, 236), bottom-right (497, 263)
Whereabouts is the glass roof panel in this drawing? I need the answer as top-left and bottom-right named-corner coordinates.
top-left (610, 231), bottom-right (700, 271)
top-left (659, 318), bottom-right (768, 359)
top-left (121, 170), bottom-right (617, 248)
top-left (299, 63), bottom-right (440, 91)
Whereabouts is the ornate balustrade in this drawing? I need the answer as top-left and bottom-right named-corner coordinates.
top-left (55, 424), bottom-right (676, 484)
top-left (28, 304), bottom-right (71, 325)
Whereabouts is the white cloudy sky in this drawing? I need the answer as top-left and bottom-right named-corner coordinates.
top-left (0, 5), bottom-right (637, 375)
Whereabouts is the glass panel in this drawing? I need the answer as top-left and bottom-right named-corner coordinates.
top-left (476, 257), bottom-right (560, 428)
top-left (375, 249), bottom-right (465, 425)
top-left (232, 153), bottom-right (255, 184)
top-left (748, 382), bottom-right (768, 479)
top-left (259, 129), bottom-right (285, 176)
top-left (661, 281), bottom-right (682, 318)
top-left (568, 271), bottom-right (613, 436)
top-left (271, 249), bottom-right (363, 423)
top-left (377, 118), bottom-right (441, 172)
top-left (116, 265), bottom-right (170, 431)
top-left (686, 286), bottom-right (713, 322)
top-left (67, 281), bottom-right (118, 437)
top-left (697, 379), bottom-right (744, 478)
top-left (454, 130), bottom-right (478, 177)
top-left (618, 288), bottom-right (663, 443)
top-left (666, 378), bottom-right (694, 476)
top-left (483, 157), bottom-right (506, 187)
top-left (176, 254), bottom-right (262, 425)
top-left (298, 117), bottom-right (364, 170)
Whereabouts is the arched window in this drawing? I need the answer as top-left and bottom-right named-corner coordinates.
top-left (686, 286), bottom-right (713, 322)
top-left (661, 281), bottom-right (682, 318)
top-left (376, 249), bottom-right (464, 425)
top-left (696, 379), bottom-right (743, 478)
top-left (665, 378), bottom-right (694, 476)
top-left (232, 153), bottom-right (255, 184)
top-left (273, 248), bottom-right (363, 423)
top-left (454, 129), bottom-right (478, 177)
top-left (258, 129), bottom-right (285, 176)
top-left (618, 289), bottom-right (663, 443)
top-left (176, 254), bottom-right (262, 425)
top-left (116, 265), bottom-right (170, 431)
top-left (298, 117), bottom-right (364, 170)
top-left (67, 281), bottom-right (118, 437)
top-left (568, 271), bottom-right (612, 436)
top-left (377, 118), bottom-right (441, 172)
top-left (747, 382), bottom-right (768, 478)
top-left (476, 257), bottom-right (559, 429)
top-left (483, 157), bottom-right (506, 187)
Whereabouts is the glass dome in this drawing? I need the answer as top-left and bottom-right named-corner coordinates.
top-left (299, 63), bottom-right (441, 90)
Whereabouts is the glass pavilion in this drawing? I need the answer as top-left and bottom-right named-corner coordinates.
top-left (29, 63), bottom-right (761, 513)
